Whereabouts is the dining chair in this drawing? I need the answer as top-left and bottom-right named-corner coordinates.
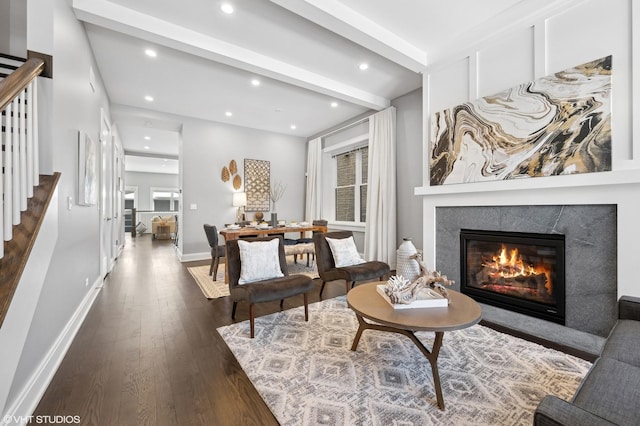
top-left (204, 224), bottom-right (226, 279)
top-left (313, 230), bottom-right (390, 298)
top-left (226, 235), bottom-right (314, 338)
top-left (292, 219), bottom-right (327, 266)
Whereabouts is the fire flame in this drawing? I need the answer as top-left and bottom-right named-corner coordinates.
top-left (482, 245), bottom-right (552, 294)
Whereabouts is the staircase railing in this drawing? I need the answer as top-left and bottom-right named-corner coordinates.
top-left (0, 57), bottom-right (45, 259)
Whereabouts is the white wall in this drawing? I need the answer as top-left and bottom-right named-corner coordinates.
top-left (392, 89), bottom-right (423, 251)
top-left (125, 170), bottom-right (179, 211)
top-left (1, 0), bottom-right (116, 417)
top-left (418, 0), bottom-right (640, 298)
top-left (0, 0), bottom-right (26, 56)
top-left (180, 118), bottom-right (307, 259)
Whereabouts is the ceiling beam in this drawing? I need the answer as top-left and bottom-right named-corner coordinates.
top-left (72, 0), bottom-right (390, 110)
top-left (271, 0), bottom-right (427, 73)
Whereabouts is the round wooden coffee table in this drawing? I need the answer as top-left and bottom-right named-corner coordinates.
top-left (347, 282), bottom-right (482, 410)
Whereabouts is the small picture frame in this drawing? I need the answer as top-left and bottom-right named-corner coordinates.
top-left (78, 131), bottom-right (98, 206)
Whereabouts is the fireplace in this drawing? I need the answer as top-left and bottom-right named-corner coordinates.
top-left (460, 229), bottom-right (566, 324)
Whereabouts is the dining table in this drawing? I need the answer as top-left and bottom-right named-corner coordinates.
top-left (219, 223), bottom-right (328, 282)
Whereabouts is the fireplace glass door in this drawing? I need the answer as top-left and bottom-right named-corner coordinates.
top-left (460, 229), bottom-right (565, 324)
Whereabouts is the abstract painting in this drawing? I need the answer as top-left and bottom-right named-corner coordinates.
top-left (429, 56), bottom-right (612, 185)
top-left (244, 159), bottom-right (270, 212)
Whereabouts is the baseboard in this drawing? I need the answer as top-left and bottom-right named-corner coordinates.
top-left (179, 251), bottom-right (209, 263)
top-left (1, 277), bottom-right (103, 425)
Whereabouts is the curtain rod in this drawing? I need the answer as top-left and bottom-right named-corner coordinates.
top-left (317, 114), bottom-right (371, 140)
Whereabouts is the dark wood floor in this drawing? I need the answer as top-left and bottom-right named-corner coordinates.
top-left (34, 235), bottom-right (344, 425)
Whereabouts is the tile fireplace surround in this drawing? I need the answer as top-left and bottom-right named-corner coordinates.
top-left (417, 170), bottom-right (640, 344)
top-left (436, 205), bottom-right (616, 336)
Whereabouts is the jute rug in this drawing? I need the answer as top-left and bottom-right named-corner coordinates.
top-left (217, 296), bottom-right (591, 426)
top-left (187, 256), bottom-right (318, 299)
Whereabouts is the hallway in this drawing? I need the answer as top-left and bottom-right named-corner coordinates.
top-left (33, 235), bottom-right (325, 425)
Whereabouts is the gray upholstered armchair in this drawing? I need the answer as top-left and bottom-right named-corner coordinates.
top-left (226, 235), bottom-right (314, 338)
top-left (313, 231), bottom-right (390, 298)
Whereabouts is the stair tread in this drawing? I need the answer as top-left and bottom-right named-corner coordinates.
top-left (0, 173), bottom-right (61, 328)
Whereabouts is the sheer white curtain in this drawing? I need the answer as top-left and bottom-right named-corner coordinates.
top-left (364, 107), bottom-right (396, 266)
top-left (304, 137), bottom-right (322, 222)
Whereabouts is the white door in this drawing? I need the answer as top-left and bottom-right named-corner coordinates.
top-left (99, 110), bottom-right (113, 278)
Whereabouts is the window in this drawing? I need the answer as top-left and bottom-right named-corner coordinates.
top-left (334, 146), bottom-right (367, 223)
top-left (151, 188), bottom-right (179, 212)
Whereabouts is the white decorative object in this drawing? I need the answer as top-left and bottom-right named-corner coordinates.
top-left (238, 239), bottom-right (284, 284)
top-left (377, 284), bottom-right (447, 309)
top-left (326, 236), bottom-right (365, 267)
top-left (396, 238), bottom-right (420, 282)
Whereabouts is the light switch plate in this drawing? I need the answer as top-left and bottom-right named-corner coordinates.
top-left (190, 203), bottom-right (197, 210)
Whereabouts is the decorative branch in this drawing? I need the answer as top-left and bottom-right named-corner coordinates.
top-left (269, 181), bottom-right (287, 203)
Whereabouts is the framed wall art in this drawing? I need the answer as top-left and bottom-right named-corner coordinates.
top-left (244, 159), bottom-right (270, 212)
top-left (78, 130), bottom-right (98, 206)
top-left (429, 55), bottom-right (612, 185)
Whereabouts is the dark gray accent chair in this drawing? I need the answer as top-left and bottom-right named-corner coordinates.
top-left (203, 224), bottom-right (225, 278)
top-left (313, 231), bottom-right (390, 298)
top-left (226, 235), bottom-right (314, 338)
top-left (534, 296), bottom-right (640, 426)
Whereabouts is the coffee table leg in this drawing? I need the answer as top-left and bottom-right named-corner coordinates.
top-left (350, 314), bottom-right (367, 351)
top-left (429, 332), bottom-right (445, 410)
top-left (400, 330), bottom-right (446, 410)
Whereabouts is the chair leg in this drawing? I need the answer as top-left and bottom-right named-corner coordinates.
top-left (306, 253), bottom-right (310, 267)
top-left (249, 304), bottom-right (255, 339)
top-left (319, 281), bottom-right (326, 299)
top-left (294, 254), bottom-right (298, 264)
top-left (213, 256), bottom-right (220, 279)
top-left (209, 258), bottom-right (214, 276)
top-left (304, 293), bottom-right (309, 322)
top-left (231, 302), bottom-right (237, 320)
top-left (280, 299), bottom-right (284, 310)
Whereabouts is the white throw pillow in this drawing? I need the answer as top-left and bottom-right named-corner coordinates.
top-left (326, 236), bottom-right (365, 267)
top-left (238, 238), bottom-right (284, 284)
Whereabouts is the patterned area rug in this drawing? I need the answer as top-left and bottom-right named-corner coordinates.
top-left (217, 297), bottom-right (591, 426)
top-left (187, 256), bottom-right (318, 299)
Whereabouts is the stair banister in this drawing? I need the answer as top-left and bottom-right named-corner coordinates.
top-left (0, 57), bottom-right (45, 260)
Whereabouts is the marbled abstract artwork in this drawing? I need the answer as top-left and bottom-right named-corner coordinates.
top-left (429, 56), bottom-right (612, 185)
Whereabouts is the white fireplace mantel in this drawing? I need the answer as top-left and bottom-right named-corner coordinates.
top-left (416, 169), bottom-right (640, 299)
top-left (415, 169), bottom-right (640, 197)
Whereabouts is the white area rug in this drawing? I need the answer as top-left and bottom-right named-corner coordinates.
top-left (217, 296), bottom-right (591, 426)
top-left (188, 256), bottom-right (318, 299)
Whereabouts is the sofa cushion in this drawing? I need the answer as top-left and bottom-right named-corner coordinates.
top-left (600, 319), bottom-right (640, 367)
top-left (572, 357), bottom-right (640, 425)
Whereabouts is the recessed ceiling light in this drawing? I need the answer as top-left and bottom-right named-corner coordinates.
top-left (251, 79), bottom-right (260, 86)
top-left (144, 145), bottom-right (150, 150)
top-left (145, 49), bottom-right (157, 58)
top-left (145, 95), bottom-right (154, 102)
top-left (330, 101), bottom-right (339, 108)
top-left (144, 136), bottom-right (151, 140)
top-left (225, 111), bottom-right (233, 117)
top-left (290, 124), bottom-right (297, 130)
top-left (221, 3), bottom-right (234, 14)
top-left (359, 63), bottom-right (369, 71)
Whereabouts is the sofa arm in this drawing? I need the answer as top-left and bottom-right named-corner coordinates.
top-left (619, 295), bottom-right (640, 320)
top-left (534, 396), bottom-right (617, 426)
